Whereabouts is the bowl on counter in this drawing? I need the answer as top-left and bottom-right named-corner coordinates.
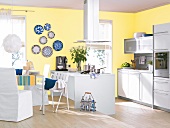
top-left (134, 32), bottom-right (146, 38)
top-left (122, 67), bottom-right (133, 69)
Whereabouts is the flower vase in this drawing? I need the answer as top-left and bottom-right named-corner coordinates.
top-left (77, 61), bottom-right (81, 71)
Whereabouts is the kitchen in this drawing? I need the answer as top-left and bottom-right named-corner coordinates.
top-left (0, 0), bottom-right (170, 127)
top-left (118, 23), bottom-right (170, 111)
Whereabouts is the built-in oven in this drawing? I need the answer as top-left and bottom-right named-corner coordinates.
top-left (154, 50), bottom-right (169, 78)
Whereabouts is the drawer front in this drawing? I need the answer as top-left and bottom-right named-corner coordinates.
top-left (154, 90), bottom-right (170, 109)
top-left (154, 81), bottom-right (170, 92)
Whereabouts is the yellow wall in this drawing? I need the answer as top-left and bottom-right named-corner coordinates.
top-left (0, 5), bottom-right (135, 96)
top-left (135, 4), bottom-right (170, 33)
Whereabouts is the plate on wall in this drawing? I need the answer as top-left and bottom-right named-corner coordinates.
top-left (44, 23), bottom-right (51, 31)
top-left (53, 40), bottom-right (63, 51)
top-left (42, 46), bottom-right (53, 57)
top-left (34, 25), bottom-right (44, 35)
top-left (32, 45), bottom-right (41, 54)
top-left (39, 36), bottom-right (48, 44)
top-left (48, 31), bottom-right (55, 39)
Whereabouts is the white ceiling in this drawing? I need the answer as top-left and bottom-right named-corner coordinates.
top-left (0, 0), bottom-right (169, 13)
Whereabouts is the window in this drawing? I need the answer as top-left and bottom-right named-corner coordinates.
top-left (86, 20), bottom-right (112, 73)
top-left (0, 16), bottom-right (26, 68)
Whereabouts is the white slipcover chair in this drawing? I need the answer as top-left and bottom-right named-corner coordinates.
top-left (25, 64), bottom-right (50, 106)
top-left (0, 68), bottom-right (33, 122)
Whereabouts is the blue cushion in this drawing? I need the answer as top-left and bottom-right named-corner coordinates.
top-left (44, 78), bottom-right (57, 90)
top-left (15, 69), bottom-right (23, 75)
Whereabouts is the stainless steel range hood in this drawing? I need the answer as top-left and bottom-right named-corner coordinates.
top-left (76, 0), bottom-right (110, 43)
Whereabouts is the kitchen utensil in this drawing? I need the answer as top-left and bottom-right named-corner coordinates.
top-left (94, 67), bottom-right (106, 74)
top-left (83, 64), bottom-right (90, 71)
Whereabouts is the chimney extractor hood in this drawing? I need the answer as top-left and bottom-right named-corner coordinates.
top-left (76, 0), bottom-right (110, 43)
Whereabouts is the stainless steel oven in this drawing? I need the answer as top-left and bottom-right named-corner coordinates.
top-left (154, 50), bottom-right (169, 78)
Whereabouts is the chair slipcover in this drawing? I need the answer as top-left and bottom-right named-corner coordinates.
top-left (0, 68), bottom-right (33, 122)
top-left (25, 64), bottom-right (50, 106)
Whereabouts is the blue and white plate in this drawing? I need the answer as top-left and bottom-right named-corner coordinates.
top-left (44, 23), bottom-right (51, 31)
top-left (39, 36), bottom-right (47, 44)
top-left (48, 31), bottom-right (55, 39)
top-left (42, 46), bottom-right (53, 57)
top-left (34, 25), bottom-right (44, 35)
top-left (32, 45), bottom-right (41, 54)
top-left (53, 40), bottom-right (63, 51)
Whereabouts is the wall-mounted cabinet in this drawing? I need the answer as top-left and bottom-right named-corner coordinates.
top-left (154, 23), bottom-right (170, 50)
top-left (124, 38), bottom-right (137, 53)
top-left (124, 37), bottom-right (153, 54)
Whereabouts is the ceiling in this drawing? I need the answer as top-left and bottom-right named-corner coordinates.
top-left (0, 0), bottom-right (170, 13)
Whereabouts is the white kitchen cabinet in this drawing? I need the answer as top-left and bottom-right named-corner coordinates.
top-left (140, 73), bottom-right (153, 104)
top-left (124, 38), bottom-right (137, 53)
top-left (154, 23), bottom-right (170, 50)
top-left (128, 71), bottom-right (140, 101)
top-left (136, 37), bottom-right (153, 53)
top-left (154, 23), bottom-right (170, 34)
top-left (154, 79), bottom-right (170, 109)
top-left (118, 70), bottom-right (129, 98)
top-left (124, 37), bottom-right (153, 54)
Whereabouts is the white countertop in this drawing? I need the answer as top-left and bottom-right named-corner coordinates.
top-left (51, 70), bottom-right (114, 77)
top-left (118, 68), bottom-right (153, 73)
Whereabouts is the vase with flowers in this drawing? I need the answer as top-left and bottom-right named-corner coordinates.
top-left (70, 46), bottom-right (88, 71)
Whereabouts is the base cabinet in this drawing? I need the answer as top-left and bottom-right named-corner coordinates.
top-left (128, 72), bottom-right (140, 101)
top-left (118, 70), bottom-right (129, 98)
top-left (118, 70), bottom-right (153, 105)
top-left (154, 91), bottom-right (170, 109)
top-left (154, 79), bottom-right (170, 109)
top-left (140, 73), bottom-right (152, 104)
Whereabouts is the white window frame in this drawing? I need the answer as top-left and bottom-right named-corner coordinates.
top-left (86, 20), bottom-right (113, 73)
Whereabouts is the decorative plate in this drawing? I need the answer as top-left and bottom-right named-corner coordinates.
top-left (39, 36), bottom-right (47, 44)
top-left (44, 23), bottom-right (51, 31)
top-left (34, 25), bottom-right (44, 35)
top-left (32, 45), bottom-right (41, 54)
top-left (48, 31), bottom-right (55, 39)
top-left (53, 40), bottom-right (63, 51)
top-left (42, 46), bottom-right (53, 57)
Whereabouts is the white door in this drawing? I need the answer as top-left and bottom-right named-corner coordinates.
top-left (128, 72), bottom-right (140, 100)
top-left (140, 73), bottom-right (152, 104)
top-left (118, 70), bottom-right (129, 98)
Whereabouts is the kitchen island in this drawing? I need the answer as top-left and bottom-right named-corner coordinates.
top-left (51, 71), bottom-right (115, 115)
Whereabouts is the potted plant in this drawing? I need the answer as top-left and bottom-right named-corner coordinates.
top-left (70, 46), bottom-right (88, 71)
top-left (147, 60), bottom-right (153, 71)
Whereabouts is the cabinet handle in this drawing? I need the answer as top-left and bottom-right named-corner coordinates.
top-left (154, 81), bottom-right (169, 84)
top-left (154, 31), bottom-right (169, 34)
top-left (154, 91), bottom-right (168, 96)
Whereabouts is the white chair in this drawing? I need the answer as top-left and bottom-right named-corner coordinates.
top-left (0, 68), bottom-right (33, 122)
top-left (26, 64), bottom-right (50, 106)
top-left (50, 73), bottom-right (69, 112)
